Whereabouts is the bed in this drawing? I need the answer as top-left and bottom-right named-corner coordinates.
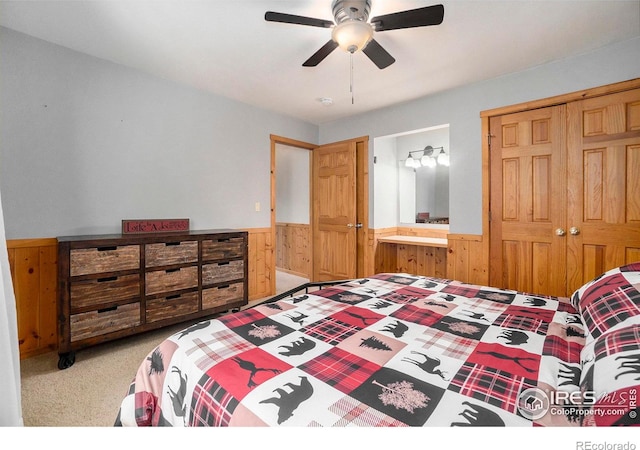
top-left (115, 264), bottom-right (640, 427)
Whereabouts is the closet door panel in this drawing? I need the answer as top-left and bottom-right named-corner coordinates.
top-left (489, 105), bottom-right (567, 296)
top-left (566, 88), bottom-right (640, 294)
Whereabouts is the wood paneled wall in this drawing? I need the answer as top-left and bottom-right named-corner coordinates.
top-left (245, 228), bottom-right (273, 301)
top-left (275, 223), bottom-right (310, 278)
top-left (7, 238), bottom-right (58, 359)
top-left (446, 234), bottom-right (490, 286)
top-left (8, 228), bottom-right (489, 360)
top-left (8, 228), bottom-right (275, 359)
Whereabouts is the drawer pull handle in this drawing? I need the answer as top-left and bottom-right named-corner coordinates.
top-left (166, 294), bottom-right (181, 300)
top-left (218, 262), bottom-right (230, 266)
top-left (218, 285), bottom-right (230, 289)
top-left (97, 306), bottom-right (117, 313)
top-left (166, 242), bottom-right (181, 246)
top-left (97, 246), bottom-right (117, 252)
top-left (166, 268), bottom-right (180, 273)
top-left (97, 276), bottom-right (117, 283)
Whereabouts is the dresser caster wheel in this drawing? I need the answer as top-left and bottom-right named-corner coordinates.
top-left (58, 352), bottom-right (75, 370)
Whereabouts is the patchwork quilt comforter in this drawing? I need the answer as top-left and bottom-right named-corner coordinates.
top-left (116, 269), bottom-right (640, 427)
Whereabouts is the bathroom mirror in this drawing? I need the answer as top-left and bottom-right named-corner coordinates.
top-left (398, 126), bottom-right (449, 225)
top-left (373, 125), bottom-right (450, 228)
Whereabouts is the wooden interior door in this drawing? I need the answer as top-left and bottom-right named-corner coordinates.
top-left (566, 88), bottom-right (640, 294)
top-left (489, 105), bottom-right (568, 296)
top-left (312, 140), bottom-right (358, 281)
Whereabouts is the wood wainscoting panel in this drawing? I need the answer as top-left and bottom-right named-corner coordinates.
top-left (11, 230), bottom-right (270, 360)
top-left (396, 245), bottom-right (447, 278)
top-left (446, 234), bottom-right (489, 286)
top-left (371, 228), bottom-right (398, 274)
top-left (275, 223), bottom-right (310, 278)
top-left (7, 238), bottom-right (58, 359)
top-left (246, 228), bottom-right (274, 301)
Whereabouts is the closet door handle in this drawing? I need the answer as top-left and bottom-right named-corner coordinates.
top-left (569, 227), bottom-right (580, 236)
top-left (555, 228), bottom-right (566, 236)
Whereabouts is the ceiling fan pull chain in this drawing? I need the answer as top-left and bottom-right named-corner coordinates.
top-left (350, 52), bottom-right (354, 104)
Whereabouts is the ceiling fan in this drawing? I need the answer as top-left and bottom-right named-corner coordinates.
top-left (264, 0), bottom-right (444, 69)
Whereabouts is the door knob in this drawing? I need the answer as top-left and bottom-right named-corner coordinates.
top-left (570, 227), bottom-right (580, 235)
top-left (555, 228), bottom-right (566, 236)
top-left (347, 223), bottom-right (354, 228)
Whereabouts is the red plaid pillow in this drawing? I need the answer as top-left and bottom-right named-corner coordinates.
top-left (570, 263), bottom-right (640, 342)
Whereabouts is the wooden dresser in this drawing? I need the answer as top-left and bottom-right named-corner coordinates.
top-left (56, 229), bottom-right (248, 369)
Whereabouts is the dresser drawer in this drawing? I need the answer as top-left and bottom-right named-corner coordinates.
top-left (146, 292), bottom-right (199, 323)
top-left (57, 229), bottom-right (248, 367)
top-left (202, 260), bottom-right (244, 285)
top-left (70, 302), bottom-right (140, 342)
top-left (202, 283), bottom-right (244, 310)
top-left (70, 245), bottom-right (140, 276)
top-left (70, 274), bottom-right (140, 311)
top-left (145, 265), bottom-right (198, 295)
top-left (202, 237), bottom-right (244, 261)
top-left (145, 241), bottom-right (198, 268)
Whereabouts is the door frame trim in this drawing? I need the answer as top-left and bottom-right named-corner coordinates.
top-left (270, 135), bottom-right (317, 295)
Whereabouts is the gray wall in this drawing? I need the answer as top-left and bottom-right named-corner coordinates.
top-left (319, 37), bottom-right (640, 234)
top-left (275, 144), bottom-right (310, 224)
top-left (2, 26), bottom-right (639, 239)
top-left (0, 27), bottom-right (318, 239)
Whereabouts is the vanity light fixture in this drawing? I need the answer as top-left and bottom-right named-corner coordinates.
top-left (404, 145), bottom-right (447, 168)
top-left (437, 147), bottom-right (450, 166)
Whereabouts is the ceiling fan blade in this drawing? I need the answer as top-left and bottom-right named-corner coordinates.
top-left (370, 4), bottom-right (444, 31)
top-left (362, 38), bottom-right (395, 69)
top-left (265, 11), bottom-right (334, 28)
top-left (303, 40), bottom-right (339, 67)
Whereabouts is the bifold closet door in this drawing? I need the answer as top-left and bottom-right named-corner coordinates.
top-left (489, 105), bottom-right (568, 297)
top-left (566, 88), bottom-right (640, 294)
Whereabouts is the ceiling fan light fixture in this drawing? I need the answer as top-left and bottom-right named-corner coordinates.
top-left (331, 20), bottom-right (373, 53)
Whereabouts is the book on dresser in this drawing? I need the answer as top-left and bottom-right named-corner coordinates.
top-left (56, 229), bottom-right (248, 369)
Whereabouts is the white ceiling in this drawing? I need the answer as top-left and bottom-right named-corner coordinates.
top-left (1, 0), bottom-right (639, 125)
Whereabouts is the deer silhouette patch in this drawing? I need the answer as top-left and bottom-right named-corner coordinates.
top-left (402, 351), bottom-right (448, 380)
top-left (167, 367), bottom-right (188, 422)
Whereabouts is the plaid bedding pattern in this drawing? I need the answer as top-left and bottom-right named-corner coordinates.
top-left (571, 263), bottom-right (640, 425)
top-left (115, 272), bottom-right (638, 427)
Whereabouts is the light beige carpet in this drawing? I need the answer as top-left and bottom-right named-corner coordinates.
top-left (19, 271), bottom-right (308, 427)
